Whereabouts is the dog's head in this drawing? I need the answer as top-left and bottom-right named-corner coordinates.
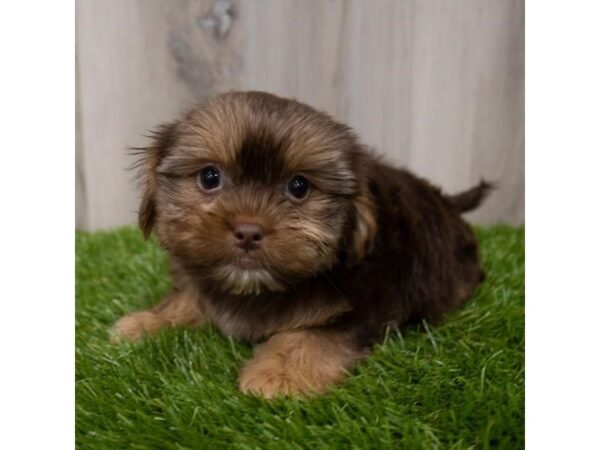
top-left (136, 92), bottom-right (376, 295)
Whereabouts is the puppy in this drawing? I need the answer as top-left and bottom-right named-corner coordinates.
top-left (113, 91), bottom-right (491, 398)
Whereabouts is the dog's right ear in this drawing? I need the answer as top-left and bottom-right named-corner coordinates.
top-left (134, 121), bottom-right (179, 238)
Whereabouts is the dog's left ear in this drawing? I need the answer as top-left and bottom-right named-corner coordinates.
top-left (347, 183), bottom-right (377, 265)
top-left (135, 121), bottom-right (179, 238)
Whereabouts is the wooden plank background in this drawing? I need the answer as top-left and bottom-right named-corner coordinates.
top-left (76, 0), bottom-right (524, 230)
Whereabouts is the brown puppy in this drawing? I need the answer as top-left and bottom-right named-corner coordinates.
top-left (112, 91), bottom-right (491, 398)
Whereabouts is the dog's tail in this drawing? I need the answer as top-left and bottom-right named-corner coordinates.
top-left (445, 180), bottom-right (494, 213)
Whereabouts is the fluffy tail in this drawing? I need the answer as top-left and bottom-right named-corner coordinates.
top-left (445, 180), bottom-right (494, 213)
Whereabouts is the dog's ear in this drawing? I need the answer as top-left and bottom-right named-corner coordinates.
top-left (135, 121), bottom-right (179, 238)
top-left (347, 182), bottom-right (377, 265)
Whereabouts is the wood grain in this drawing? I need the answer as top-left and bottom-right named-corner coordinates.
top-left (76, 0), bottom-right (524, 229)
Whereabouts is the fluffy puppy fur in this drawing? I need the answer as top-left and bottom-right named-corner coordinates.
top-left (113, 91), bottom-right (491, 398)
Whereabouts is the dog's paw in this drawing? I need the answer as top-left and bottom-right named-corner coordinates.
top-left (238, 354), bottom-right (336, 399)
top-left (110, 311), bottom-right (165, 343)
top-left (238, 361), bottom-right (309, 399)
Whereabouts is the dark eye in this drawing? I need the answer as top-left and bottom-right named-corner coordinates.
top-left (287, 175), bottom-right (310, 200)
top-left (197, 165), bottom-right (222, 191)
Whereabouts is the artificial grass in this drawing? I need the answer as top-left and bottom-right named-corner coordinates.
top-left (76, 226), bottom-right (524, 449)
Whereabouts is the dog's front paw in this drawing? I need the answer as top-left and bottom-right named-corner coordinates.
top-left (110, 311), bottom-right (166, 343)
top-left (238, 356), bottom-right (308, 399)
top-left (238, 353), bottom-right (341, 399)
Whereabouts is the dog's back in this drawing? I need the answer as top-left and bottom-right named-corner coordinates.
top-left (335, 162), bottom-right (491, 345)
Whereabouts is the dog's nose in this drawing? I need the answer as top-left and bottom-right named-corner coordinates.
top-left (233, 222), bottom-right (264, 250)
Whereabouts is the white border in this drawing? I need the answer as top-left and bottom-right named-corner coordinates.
top-left (527, 1), bottom-right (600, 448)
top-left (0, 2), bottom-right (74, 449)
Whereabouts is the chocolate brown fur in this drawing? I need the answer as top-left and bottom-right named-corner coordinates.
top-left (113, 91), bottom-right (490, 397)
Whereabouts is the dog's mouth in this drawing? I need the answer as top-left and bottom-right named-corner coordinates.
top-left (230, 255), bottom-right (262, 270)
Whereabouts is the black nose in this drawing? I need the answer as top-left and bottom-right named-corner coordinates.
top-left (233, 222), bottom-right (264, 250)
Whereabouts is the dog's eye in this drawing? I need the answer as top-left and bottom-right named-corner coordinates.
top-left (197, 166), bottom-right (222, 191)
top-left (287, 175), bottom-right (310, 200)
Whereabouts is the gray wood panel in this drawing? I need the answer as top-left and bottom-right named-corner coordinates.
top-left (76, 0), bottom-right (524, 230)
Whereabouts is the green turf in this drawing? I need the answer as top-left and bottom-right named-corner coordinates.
top-left (76, 226), bottom-right (524, 449)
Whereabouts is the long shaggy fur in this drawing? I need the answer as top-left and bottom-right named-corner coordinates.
top-left (112, 91), bottom-right (491, 397)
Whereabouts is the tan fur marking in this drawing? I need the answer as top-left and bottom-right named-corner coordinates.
top-left (111, 288), bottom-right (206, 342)
top-left (177, 94), bottom-right (251, 168)
top-left (238, 329), bottom-right (367, 398)
top-left (349, 192), bottom-right (378, 264)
